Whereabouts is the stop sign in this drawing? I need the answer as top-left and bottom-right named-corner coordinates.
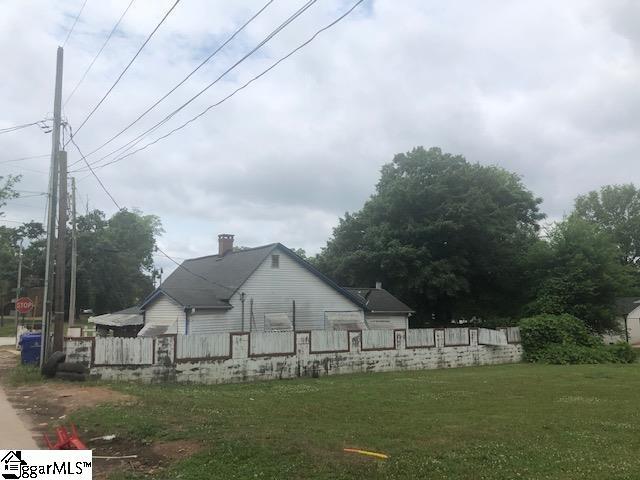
top-left (15, 297), bottom-right (33, 315)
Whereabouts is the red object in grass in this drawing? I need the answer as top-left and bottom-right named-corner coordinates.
top-left (43, 424), bottom-right (88, 450)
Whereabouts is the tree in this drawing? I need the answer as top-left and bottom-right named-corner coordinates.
top-left (525, 216), bottom-right (634, 332)
top-left (0, 174), bottom-right (20, 216)
top-left (315, 147), bottom-right (544, 325)
top-left (573, 184), bottom-right (640, 265)
top-left (75, 209), bottom-right (162, 314)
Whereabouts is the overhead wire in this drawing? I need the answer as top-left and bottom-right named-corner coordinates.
top-left (62, 0), bottom-right (89, 47)
top-left (67, 0), bottom-right (182, 141)
top-left (0, 154), bottom-right (49, 164)
top-left (81, 0), bottom-right (366, 172)
top-left (0, 121), bottom-right (47, 135)
top-left (66, 123), bottom-right (236, 292)
top-left (70, 0), bottom-right (316, 171)
top-left (64, 0), bottom-right (136, 106)
top-left (67, 0), bottom-right (274, 167)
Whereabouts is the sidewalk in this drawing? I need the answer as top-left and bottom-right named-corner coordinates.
top-left (0, 351), bottom-right (39, 449)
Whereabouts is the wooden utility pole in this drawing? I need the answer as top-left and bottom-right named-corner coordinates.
top-left (40, 46), bottom-right (64, 366)
top-left (14, 241), bottom-right (23, 338)
top-left (68, 177), bottom-right (77, 326)
top-left (53, 151), bottom-right (68, 352)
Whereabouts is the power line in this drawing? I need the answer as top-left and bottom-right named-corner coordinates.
top-left (0, 154), bottom-right (49, 165)
top-left (68, 128), bottom-right (121, 210)
top-left (66, 124), bottom-right (234, 292)
top-left (62, 0), bottom-right (89, 48)
top-left (84, 0), bottom-right (367, 172)
top-left (68, 0), bottom-right (273, 167)
top-left (68, 0), bottom-right (181, 140)
top-left (0, 121), bottom-right (46, 135)
top-left (71, 0), bottom-right (319, 171)
top-left (64, 0), bottom-right (136, 106)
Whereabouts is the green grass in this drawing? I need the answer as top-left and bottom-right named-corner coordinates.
top-left (67, 363), bottom-right (640, 480)
top-left (3, 363), bottom-right (43, 386)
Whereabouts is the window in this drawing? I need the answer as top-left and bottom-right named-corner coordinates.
top-left (271, 254), bottom-right (280, 268)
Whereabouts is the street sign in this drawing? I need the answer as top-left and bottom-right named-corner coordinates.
top-left (15, 296), bottom-right (33, 315)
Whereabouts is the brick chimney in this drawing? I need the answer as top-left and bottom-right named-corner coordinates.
top-left (375, 281), bottom-right (382, 289)
top-left (218, 234), bottom-right (234, 256)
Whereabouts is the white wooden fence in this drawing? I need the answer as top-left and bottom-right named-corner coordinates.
top-left (406, 328), bottom-right (436, 348)
top-left (361, 330), bottom-right (395, 350)
top-left (176, 333), bottom-right (230, 360)
top-left (478, 328), bottom-right (508, 346)
top-left (310, 331), bottom-right (349, 353)
top-left (94, 337), bottom-right (153, 365)
top-left (79, 327), bottom-right (521, 367)
top-left (250, 331), bottom-right (295, 356)
top-left (444, 328), bottom-right (470, 346)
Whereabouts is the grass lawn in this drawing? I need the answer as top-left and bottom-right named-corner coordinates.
top-left (66, 363), bottom-right (640, 480)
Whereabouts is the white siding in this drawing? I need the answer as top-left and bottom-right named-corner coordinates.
top-left (188, 246), bottom-right (364, 333)
top-left (188, 310), bottom-right (238, 335)
top-left (365, 313), bottom-right (408, 330)
top-left (144, 294), bottom-right (185, 334)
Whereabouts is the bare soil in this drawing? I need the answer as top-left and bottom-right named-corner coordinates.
top-left (0, 348), bottom-right (197, 479)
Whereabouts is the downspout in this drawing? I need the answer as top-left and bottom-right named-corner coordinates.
top-left (625, 314), bottom-right (629, 343)
top-left (292, 300), bottom-right (296, 331)
top-left (240, 292), bottom-right (246, 332)
top-left (184, 306), bottom-right (191, 335)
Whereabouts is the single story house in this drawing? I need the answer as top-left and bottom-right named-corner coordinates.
top-left (138, 234), bottom-right (413, 336)
top-left (89, 306), bottom-right (143, 337)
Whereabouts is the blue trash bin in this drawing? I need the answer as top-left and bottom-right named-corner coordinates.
top-left (19, 333), bottom-right (41, 365)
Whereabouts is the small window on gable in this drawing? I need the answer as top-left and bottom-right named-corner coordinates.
top-left (271, 254), bottom-right (280, 268)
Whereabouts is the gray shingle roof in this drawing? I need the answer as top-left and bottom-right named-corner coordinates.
top-left (345, 287), bottom-right (414, 313)
top-left (616, 297), bottom-right (640, 316)
top-left (142, 243), bottom-right (369, 311)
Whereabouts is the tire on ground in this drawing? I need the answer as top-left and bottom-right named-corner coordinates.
top-left (42, 351), bottom-right (66, 378)
top-left (56, 362), bottom-right (87, 374)
top-left (55, 371), bottom-right (86, 382)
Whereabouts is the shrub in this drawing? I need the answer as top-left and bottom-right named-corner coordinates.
top-left (519, 314), bottom-right (635, 364)
top-left (606, 342), bottom-right (638, 364)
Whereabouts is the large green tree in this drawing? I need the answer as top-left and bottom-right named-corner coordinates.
top-left (75, 209), bottom-right (162, 315)
top-left (316, 147), bottom-right (544, 325)
top-left (573, 184), bottom-right (640, 265)
top-left (525, 216), bottom-right (634, 332)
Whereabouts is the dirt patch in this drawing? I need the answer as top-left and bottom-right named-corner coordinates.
top-left (151, 439), bottom-right (204, 459)
top-left (11, 383), bottom-right (135, 412)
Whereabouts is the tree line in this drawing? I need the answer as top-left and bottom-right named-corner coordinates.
top-left (2, 146), bottom-right (639, 331)
top-left (314, 147), bottom-right (640, 332)
top-left (0, 173), bottom-right (161, 317)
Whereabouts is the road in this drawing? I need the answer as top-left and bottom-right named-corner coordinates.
top-left (0, 349), bottom-right (39, 449)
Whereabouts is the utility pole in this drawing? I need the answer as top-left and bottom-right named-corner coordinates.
top-left (40, 46), bottom-right (63, 367)
top-left (68, 177), bottom-right (77, 327)
top-left (53, 151), bottom-right (68, 352)
top-left (14, 241), bottom-right (23, 338)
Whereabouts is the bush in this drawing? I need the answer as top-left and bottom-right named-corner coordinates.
top-left (606, 342), bottom-right (638, 364)
top-left (520, 314), bottom-right (635, 364)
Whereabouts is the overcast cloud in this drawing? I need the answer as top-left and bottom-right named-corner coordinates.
top-left (1, 0), bottom-right (639, 274)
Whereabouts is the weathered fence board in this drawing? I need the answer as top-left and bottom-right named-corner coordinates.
top-left (478, 328), bottom-right (508, 346)
top-left (506, 327), bottom-right (521, 343)
top-left (94, 337), bottom-right (153, 365)
top-left (444, 328), bottom-right (470, 346)
top-left (361, 330), bottom-right (395, 350)
top-left (406, 329), bottom-right (436, 348)
top-left (250, 331), bottom-right (295, 356)
top-left (176, 333), bottom-right (230, 360)
top-left (309, 330), bottom-right (349, 353)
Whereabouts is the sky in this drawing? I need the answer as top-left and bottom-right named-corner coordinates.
top-left (0, 0), bottom-right (639, 275)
